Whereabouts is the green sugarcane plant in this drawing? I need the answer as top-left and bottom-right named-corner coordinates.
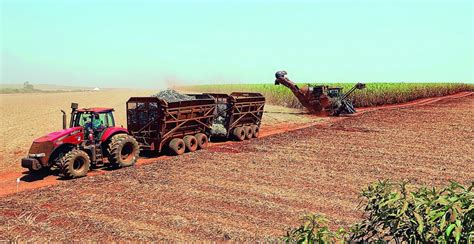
top-left (284, 181), bottom-right (473, 243)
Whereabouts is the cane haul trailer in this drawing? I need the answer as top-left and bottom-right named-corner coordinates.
top-left (206, 92), bottom-right (265, 141)
top-left (126, 94), bottom-right (216, 155)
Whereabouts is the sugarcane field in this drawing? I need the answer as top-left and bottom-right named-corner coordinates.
top-left (1, 0), bottom-right (473, 242)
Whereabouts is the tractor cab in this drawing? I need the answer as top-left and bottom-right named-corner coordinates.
top-left (69, 107), bottom-right (116, 143)
top-left (71, 108), bottom-right (115, 129)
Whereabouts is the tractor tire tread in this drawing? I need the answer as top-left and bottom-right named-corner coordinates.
top-left (59, 149), bottom-right (90, 179)
top-left (108, 134), bottom-right (139, 168)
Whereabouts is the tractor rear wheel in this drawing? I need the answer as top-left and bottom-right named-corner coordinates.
top-left (59, 149), bottom-right (90, 179)
top-left (183, 135), bottom-right (198, 152)
top-left (111, 133), bottom-right (128, 142)
top-left (108, 134), bottom-right (140, 168)
top-left (251, 125), bottom-right (259, 138)
top-left (232, 127), bottom-right (246, 141)
top-left (169, 138), bottom-right (185, 155)
top-left (195, 133), bottom-right (208, 149)
top-left (244, 126), bottom-right (253, 140)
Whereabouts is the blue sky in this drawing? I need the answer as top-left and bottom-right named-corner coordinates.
top-left (1, 0), bottom-right (472, 88)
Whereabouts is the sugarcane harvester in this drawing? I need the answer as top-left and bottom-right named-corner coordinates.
top-left (274, 71), bottom-right (366, 116)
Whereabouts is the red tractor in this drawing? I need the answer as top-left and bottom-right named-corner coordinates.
top-left (21, 103), bottom-right (140, 179)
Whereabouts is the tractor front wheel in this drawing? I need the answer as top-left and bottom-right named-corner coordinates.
top-left (59, 149), bottom-right (91, 179)
top-left (108, 134), bottom-right (140, 168)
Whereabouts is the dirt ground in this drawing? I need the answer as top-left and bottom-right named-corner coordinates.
top-left (0, 94), bottom-right (472, 241)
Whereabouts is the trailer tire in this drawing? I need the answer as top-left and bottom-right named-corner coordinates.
top-left (244, 126), bottom-right (253, 140)
top-left (232, 127), bottom-right (246, 141)
top-left (183, 135), bottom-right (198, 152)
top-left (169, 138), bottom-right (185, 155)
top-left (195, 133), bottom-right (208, 149)
top-left (251, 125), bottom-right (259, 138)
top-left (108, 135), bottom-right (139, 168)
top-left (59, 149), bottom-right (90, 179)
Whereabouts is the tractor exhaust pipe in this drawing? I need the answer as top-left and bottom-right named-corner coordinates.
top-left (61, 110), bottom-right (67, 129)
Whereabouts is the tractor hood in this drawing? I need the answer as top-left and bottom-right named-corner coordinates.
top-left (25, 127), bottom-right (84, 169)
top-left (33, 127), bottom-right (83, 143)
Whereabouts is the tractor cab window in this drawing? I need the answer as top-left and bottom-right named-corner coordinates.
top-left (75, 113), bottom-right (92, 127)
top-left (73, 112), bottom-right (114, 128)
top-left (105, 112), bottom-right (115, 127)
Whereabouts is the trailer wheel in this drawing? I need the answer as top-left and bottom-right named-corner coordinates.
top-left (195, 133), bottom-right (208, 149)
top-left (59, 149), bottom-right (90, 179)
top-left (108, 134), bottom-right (139, 168)
top-left (232, 127), bottom-right (246, 141)
top-left (244, 126), bottom-right (253, 140)
top-left (251, 125), bottom-right (259, 138)
top-left (183, 135), bottom-right (198, 152)
top-left (169, 138), bottom-right (185, 155)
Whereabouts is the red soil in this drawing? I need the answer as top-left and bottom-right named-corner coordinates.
top-left (0, 92), bottom-right (471, 198)
top-left (0, 92), bottom-right (472, 241)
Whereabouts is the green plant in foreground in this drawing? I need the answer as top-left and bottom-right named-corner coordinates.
top-left (284, 181), bottom-right (474, 243)
top-left (284, 214), bottom-right (347, 243)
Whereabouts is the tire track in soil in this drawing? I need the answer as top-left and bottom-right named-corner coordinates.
top-left (0, 91), bottom-right (471, 197)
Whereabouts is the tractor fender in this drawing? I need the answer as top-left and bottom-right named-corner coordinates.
top-left (100, 127), bottom-right (130, 142)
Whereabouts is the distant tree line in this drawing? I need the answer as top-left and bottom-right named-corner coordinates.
top-left (0, 81), bottom-right (39, 94)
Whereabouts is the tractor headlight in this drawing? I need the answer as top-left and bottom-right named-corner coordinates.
top-left (28, 153), bottom-right (46, 158)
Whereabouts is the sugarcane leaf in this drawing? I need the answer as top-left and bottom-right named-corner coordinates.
top-left (446, 223), bottom-right (456, 237)
top-left (454, 224), bottom-right (462, 244)
top-left (440, 214), bottom-right (447, 230)
top-left (414, 212), bottom-right (424, 235)
top-left (429, 211), bottom-right (445, 221)
top-left (437, 197), bottom-right (450, 206)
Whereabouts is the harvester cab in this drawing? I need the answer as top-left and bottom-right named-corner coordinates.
top-left (327, 87), bottom-right (342, 98)
top-left (21, 103), bottom-right (139, 179)
top-left (274, 71), bottom-right (366, 116)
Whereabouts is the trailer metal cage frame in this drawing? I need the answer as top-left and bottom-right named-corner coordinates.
top-left (205, 92), bottom-right (265, 138)
top-left (126, 94), bottom-right (216, 152)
